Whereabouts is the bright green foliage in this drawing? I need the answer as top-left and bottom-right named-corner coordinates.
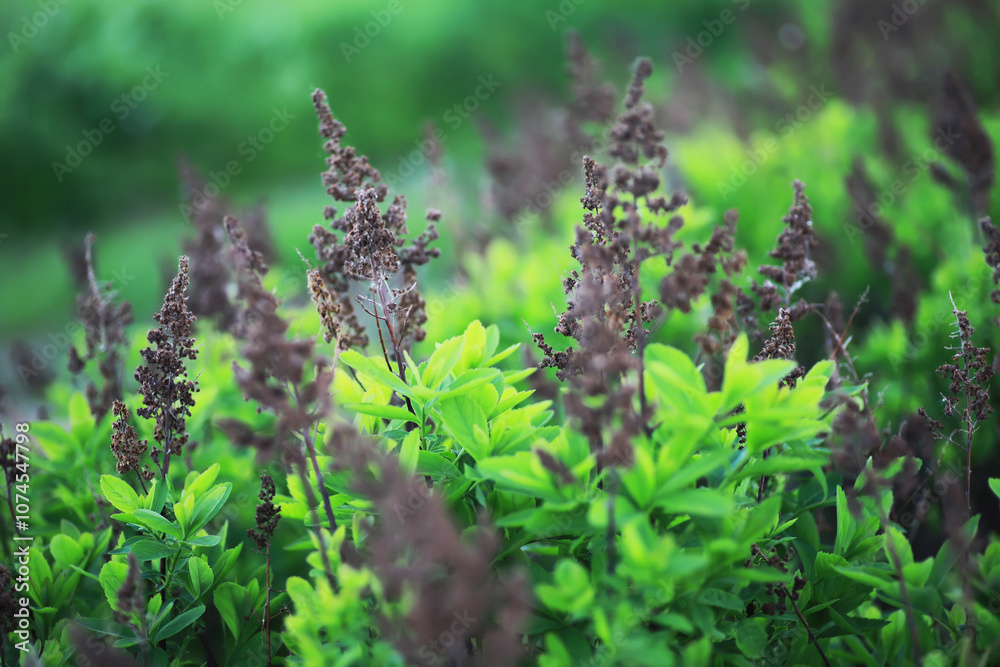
top-left (282, 527), bottom-right (403, 666)
top-left (9, 44), bottom-right (1000, 662)
top-left (267, 320), bottom-right (994, 664)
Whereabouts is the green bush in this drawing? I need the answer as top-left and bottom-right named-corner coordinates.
top-left (6, 19), bottom-right (1000, 667)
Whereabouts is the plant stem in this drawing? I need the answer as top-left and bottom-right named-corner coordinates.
top-left (160, 546), bottom-right (184, 597)
top-left (780, 583), bottom-right (831, 667)
top-left (292, 385), bottom-right (337, 533)
top-left (265, 541), bottom-right (272, 667)
top-left (605, 475), bottom-right (617, 575)
top-left (292, 461), bottom-right (337, 590)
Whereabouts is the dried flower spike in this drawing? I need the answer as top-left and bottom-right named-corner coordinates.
top-left (69, 233), bottom-right (134, 420)
top-left (248, 472), bottom-right (282, 551)
top-left (134, 256), bottom-right (199, 477)
top-left (110, 400), bottom-right (153, 482)
top-left (309, 88), bottom-right (440, 353)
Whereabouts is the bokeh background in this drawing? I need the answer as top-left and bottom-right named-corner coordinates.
top-left (2, 0), bottom-right (1000, 407)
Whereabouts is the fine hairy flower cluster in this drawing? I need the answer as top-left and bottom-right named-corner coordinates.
top-left (134, 256), bottom-right (199, 477)
top-left (564, 31), bottom-right (616, 152)
top-left (248, 471), bottom-right (282, 551)
top-left (920, 304), bottom-right (994, 430)
top-left (981, 217), bottom-right (1000, 318)
top-left (110, 400), bottom-right (153, 483)
top-left (0, 565), bottom-right (17, 637)
top-left (751, 179), bottom-right (818, 320)
top-left (532, 56), bottom-right (691, 467)
top-left (220, 216), bottom-right (329, 461)
top-left (178, 160), bottom-right (275, 334)
top-left (918, 297), bottom-right (994, 523)
top-left (308, 89), bottom-right (440, 353)
top-left (931, 72), bottom-right (995, 218)
top-left (0, 426), bottom-right (14, 488)
top-left (68, 233), bottom-right (134, 420)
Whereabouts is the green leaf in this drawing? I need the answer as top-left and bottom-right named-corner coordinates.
top-left (129, 539), bottom-right (175, 561)
top-left (721, 334), bottom-right (797, 414)
top-left (188, 557), bottom-right (213, 600)
top-left (734, 619), bottom-right (767, 658)
top-left (698, 588), bottom-right (745, 611)
top-left (29, 422), bottom-right (79, 457)
top-left (30, 547), bottom-right (51, 587)
top-left (75, 617), bottom-right (127, 639)
top-left (147, 478), bottom-right (170, 513)
top-left (402, 350), bottom-right (423, 387)
top-left (345, 402), bottom-right (419, 424)
top-left (184, 535), bottom-right (222, 547)
top-left (69, 392), bottom-right (94, 444)
top-left (834, 486), bottom-right (853, 557)
top-left (423, 335), bottom-right (464, 389)
top-left (621, 446), bottom-right (656, 508)
top-left (182, 463), bottom-right (220, 502)
top-left (484, 324), bottom-right (501, 360)
top-left (214, 582), bottom-right (246, 641)
top-left (502, 368), bottom-right (535, 385)
top-left (438, 368), bottom-right (502, 400)
top-left (99, 561), bottom-right (129, 609)
top-left (174, 495), bottom-right (193, 534)
top-left (490, 389), bottom-right (535, 419)
top-left (148, 600), bottom-right (175, 638)
top-left (989, 478), bottom-right (1000, 503)
top-left (438, 395), bottom-right (490, 461)
top-left (399, 430), bottom-right (420, 475)
top-left (187, 483), bottom-right (232, 535)
top-left (456, 320), bottom-right (487, 374)
top-left (131, 509), bottom-right (183, 539)
top-left (485, 343), bottom-right (520, 367)
top-left (49, 535), bottom-right (83, 568)
top-left (416, 451), bottom-right (461, 478)
top-left (656, 488), bottom-right (733, 517)
top-left (100, 476), bottom-right (141, 514)
top-left (152, 604), bottom-right (205, 643)
top-left (211, 544), bottom-right (243, 585)
top-left (340, 349), bottom-right (411, 397)
top-left (728, 455), bottom-right (827, 485)
top-left (535, 560), bottom-right (593, 615)
top-left (472, 453), bottom-right (562, 503)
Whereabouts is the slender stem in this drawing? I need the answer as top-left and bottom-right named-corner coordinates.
top-left (964, 394), bottom-right (973, 524)
top-left (292, 384), bottom-right (337, 533)
top-left (757, 449), bottom-right (770, 504)
top-left (962, 391), bottom-right (976, 646)
top-left (160, 547), bottom-right (184, 597)
top-left (265, 541), bottom-right (272, 667)
top-left (605, 475), bottom-right (617, 575)
top-left (780, 582), bottom-right (832, 667)
top-left (368, 278), bottom-right (418, 423)
top-left (292, 461), bottom-right (337, 590)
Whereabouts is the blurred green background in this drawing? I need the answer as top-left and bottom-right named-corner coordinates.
top-left (3, 0), bottom-right (1000, 399)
